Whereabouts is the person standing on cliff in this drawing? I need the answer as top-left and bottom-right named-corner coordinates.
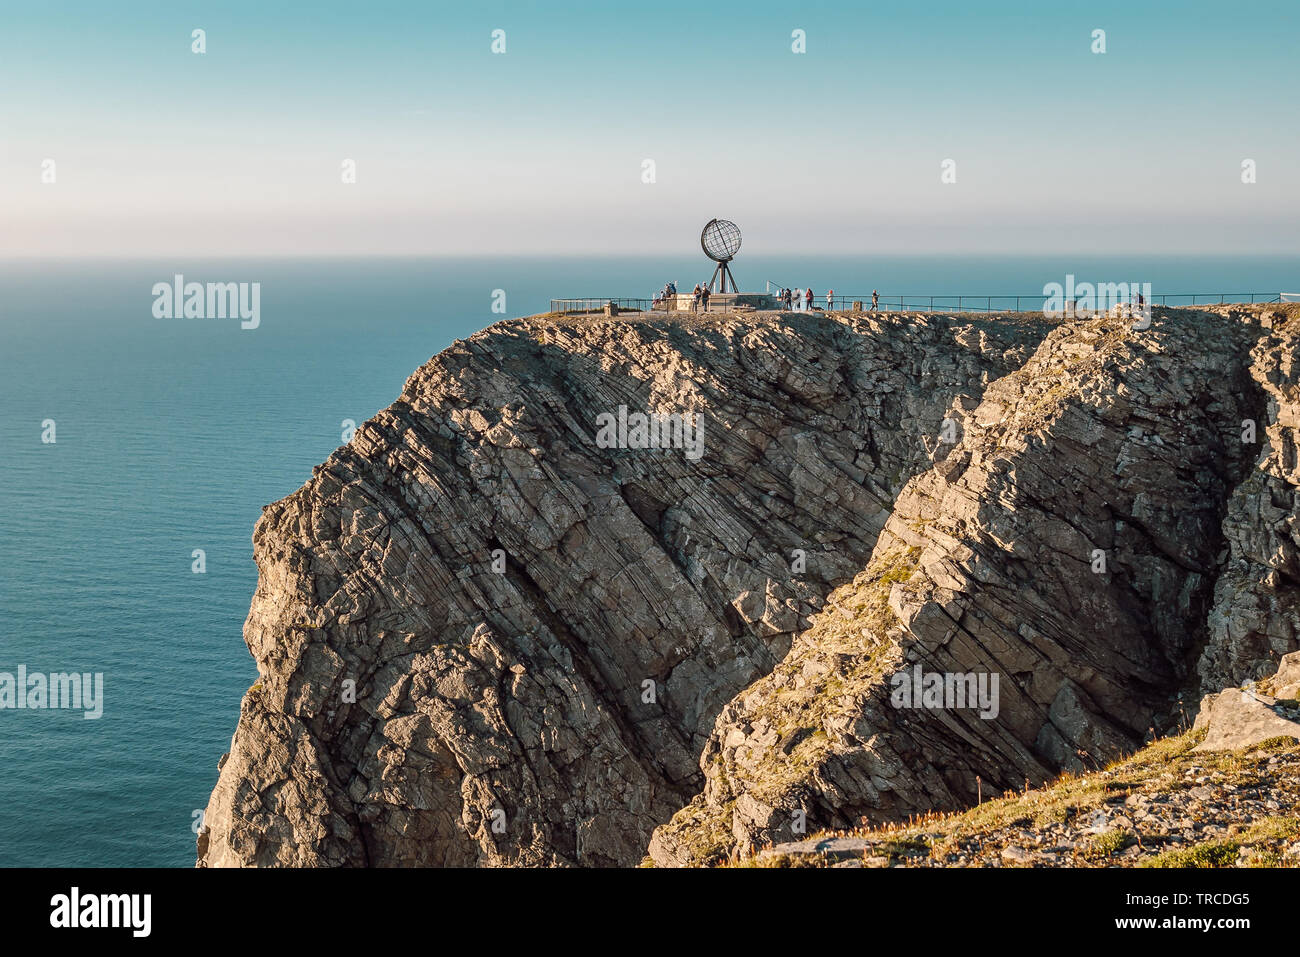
top-left (701, 283), bottom-right (711, 312)
top-left (692, 284), bottom-right (701, 313)
top-left (872, 289), bottom-right (879, 311)
top-left (805, 287), bottom-right (814, 311)
top-left (826, 288), bottom-right (834, 311)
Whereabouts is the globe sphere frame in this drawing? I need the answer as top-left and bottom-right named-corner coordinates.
top-left (700, 218), bottom-right (742, 293)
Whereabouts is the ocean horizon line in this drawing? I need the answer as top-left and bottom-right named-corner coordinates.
top-left (3, 250), bottom-right (1299, 263)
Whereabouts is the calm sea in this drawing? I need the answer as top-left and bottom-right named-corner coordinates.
top-left (2, 254), bottom-right (1296, 866)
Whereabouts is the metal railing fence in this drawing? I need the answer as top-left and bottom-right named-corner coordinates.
top-left (550, 293), bottom-right (1285, 315)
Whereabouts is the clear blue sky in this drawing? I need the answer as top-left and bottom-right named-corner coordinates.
top-left (2, 0), bottom-right (1296, 255)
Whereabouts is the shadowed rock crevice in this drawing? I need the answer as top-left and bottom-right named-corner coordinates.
top-left (1196, 305), bottom-right (1300, 692)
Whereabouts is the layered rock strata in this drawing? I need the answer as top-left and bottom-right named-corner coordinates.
top-left (199, 310), bottom-right (1047, 866)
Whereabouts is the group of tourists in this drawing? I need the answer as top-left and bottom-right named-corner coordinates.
top-left (777, 287), bottom-right (882, 312)
top-left (650, 280), bottom-right (678, 309)
top-left (656, 282), bottom-right (885, 315)
top-left (777, 287), bottom-right (817, 311)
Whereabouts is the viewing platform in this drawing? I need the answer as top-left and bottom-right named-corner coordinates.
top-left (550, 292), bottom-right (1294, 316)
top-left (550, 293), bottom-right (777, 315)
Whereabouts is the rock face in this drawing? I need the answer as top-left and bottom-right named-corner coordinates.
top-left (1197, 307), bottom-right (1300, 691)
top-left (201, 302), bottom-right (1300, 869)
top-left (198, 310), bottom-right (1048, 867)
top-left (649, 309), bottom-right (1265, 865)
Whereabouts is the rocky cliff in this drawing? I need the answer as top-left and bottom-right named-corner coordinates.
top-left (1196, 305), bottom-right (1300, 691)
top-left (198, 303), bottom-right (1300, 868)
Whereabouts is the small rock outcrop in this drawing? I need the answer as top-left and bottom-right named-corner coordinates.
top-left (1193, 650), bottom-right (1300, 752)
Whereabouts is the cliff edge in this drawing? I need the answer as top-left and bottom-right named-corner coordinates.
top-left (198, 309), bottom-right (1046, 866)
top-left (198, 303), bottom-right (1300, 867)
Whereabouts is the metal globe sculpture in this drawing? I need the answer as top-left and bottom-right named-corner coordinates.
top-left (701, 218), bottom-right (742, 261)
top-left (700, 218), bottom-right (741, 292)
